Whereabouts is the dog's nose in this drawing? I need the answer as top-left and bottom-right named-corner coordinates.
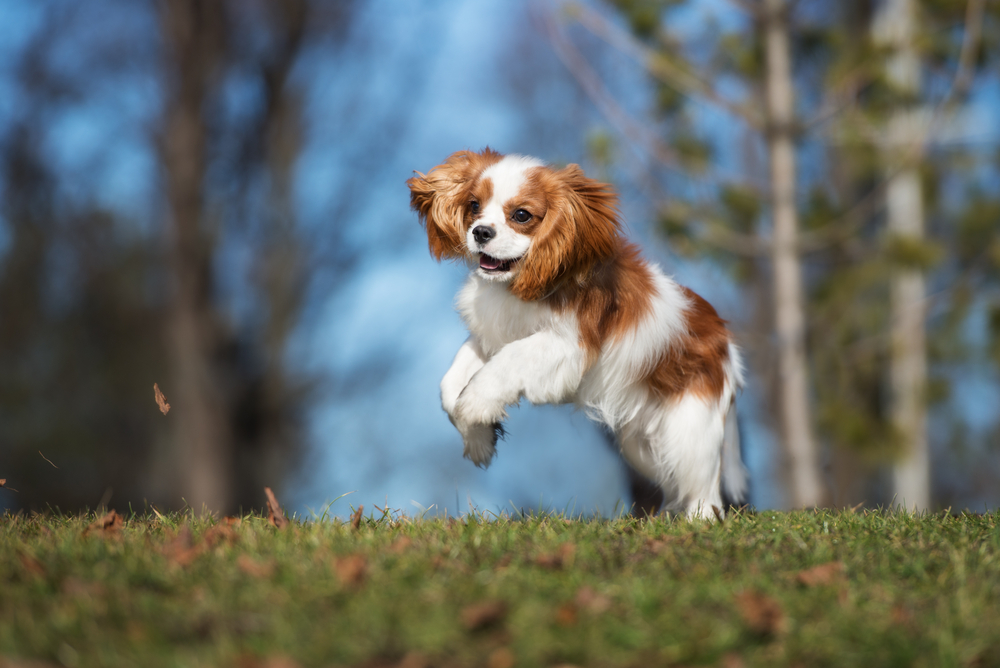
top-left (472, 226), bottom-right (495, 245)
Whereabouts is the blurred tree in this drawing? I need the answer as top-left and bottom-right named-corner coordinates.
top-left (553, 0), bottom-right (1000, 509)
top-left (550, 0), bottom-right (827, 507)
top-left (0, 0), bottom-right (358, 514)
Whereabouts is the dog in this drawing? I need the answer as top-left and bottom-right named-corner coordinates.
top-left (407, 148), bottom-right (746, 518)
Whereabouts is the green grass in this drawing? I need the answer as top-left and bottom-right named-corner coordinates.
top-left (2, 507), bottom-right (999, 667)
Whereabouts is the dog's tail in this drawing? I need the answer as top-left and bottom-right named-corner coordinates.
top-left (721, 399), bottom-right (748, 507)
top-left (721, 343), bottom-right (748, 508)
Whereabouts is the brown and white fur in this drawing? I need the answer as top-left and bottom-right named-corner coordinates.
top-left (408, 149), bottom-right (746, 519)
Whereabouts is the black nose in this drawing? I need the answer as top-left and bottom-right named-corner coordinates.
top-left (472, 225), bottom-right (495, 245)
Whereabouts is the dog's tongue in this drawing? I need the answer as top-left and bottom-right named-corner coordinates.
top-left (479, 254), bottom-right (503, 270)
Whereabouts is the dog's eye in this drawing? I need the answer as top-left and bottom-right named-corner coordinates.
top-left (470, 201), bottom-right (480, 214)
top-left (512, 209), bottom-right (532, 223)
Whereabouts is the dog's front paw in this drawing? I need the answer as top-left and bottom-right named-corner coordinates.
top-left (460, 422), bottom-right (505, 468)
top-left (455, 378), bottom-right (509, 426)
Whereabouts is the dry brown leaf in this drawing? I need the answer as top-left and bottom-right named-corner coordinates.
top-left (19, 553), bottom-right (45, 578)
top-left (735, 591), bottom-right (786, 636)
top-left (334, 553), bottom-right (368, 586)
top-left (351, 505), bottom-right (364, 530)
top-left (460, 600), bottom-right (507, 631)
top-left (574, 586), bottom-right (612, 614)
top-left (796, 561), bottom-right (845, 587)
top-left (486, 647), bottom-right (515, 668)
top-left (389, 536), bottom-right (413, 553)
top-left (161, 524), bottom-right (201, 567)
top-left (237, 554), bottom-right (275, 578)
top-left (202, 523), bottom-right (237, 548)
top-left (264, 487), bottom-right (289, 529)
top-left (153, 383), bottom-right (170, 415)
top-left (233, 655), bottom-right (301, 668)
top-left (84, 510), bottom-right (124, 537)
top-left (534, 542), bottom-right (576, 569)
top-left (720, 653), bottom-right (746, 668)
top-left (223, 516), bottom-right (243, 527)
top-left (554, 602), bottom-right (578, 627)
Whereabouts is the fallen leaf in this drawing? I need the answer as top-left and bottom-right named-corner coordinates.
top-left (237, 554), bottom-right (275, 578)
top-left (554, 602), bottom-right (578, 627)
top-left (161, 524), bottom-right (201, 567)
top-left (720, 653), bottom-right (746, 668)
top-left (351, 505), bottom-right (364, 530)
top-left (224, 516), bottom-right (243, 527)
top-left (84, 510), bottom-right (124, 537)
top-left (334, 553), bottom-right (368, 586)
top-left (735, 590), bottom-right (786, 637)
top-left (574, 586), bottom-right (611, 614)
top-left (264, 487), bottom-right (289, 529)
top-left (19, 553), bottom-right (45, 578)
top-left (153, 383), bottom-right (170, 415)
top-left (202, 523), bottom-right (237, 548)
top-left (460, 600), bottom-right (507, 631)
top-left (389, 536), bottom-right (413, 553)
top-left (486, 647), bottom-right (515, 668)
top-left (534, 542), bottom-right (576, 569)
top-left (796, 561), bottom-right (844, 587)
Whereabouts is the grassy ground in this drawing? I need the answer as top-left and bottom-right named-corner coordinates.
top-left (1, 507), bottom-right (999, 668)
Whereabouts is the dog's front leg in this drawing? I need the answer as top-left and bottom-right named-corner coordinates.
top-left (440, 336), bottom-right (486, 421)
top-left (454, 332), bottom-right (585, 466)
top-left (440, 337), bottom-right (503, 467)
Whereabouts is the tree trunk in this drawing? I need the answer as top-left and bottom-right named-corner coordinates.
top-left (160, 1), bottom-right (233, 514)
top-left (763, 0), bottom-right (825, 508)
top-left (875, 0), bottom-right (930, 511)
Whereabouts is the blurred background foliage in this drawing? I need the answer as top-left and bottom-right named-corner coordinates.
top-left (0, 0), bottom-right (998, 516)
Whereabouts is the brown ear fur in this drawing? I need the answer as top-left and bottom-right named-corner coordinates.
top-left (407, 148), bottom-right (503, 260)
top-left (510, 164), bottom-right (621, 301)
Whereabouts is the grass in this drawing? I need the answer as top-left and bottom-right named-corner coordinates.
top-left (1, 507), bottom-right (999, 668)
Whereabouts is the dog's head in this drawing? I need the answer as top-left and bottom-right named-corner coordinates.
top-left (407, 149), bottom-right (621, 300)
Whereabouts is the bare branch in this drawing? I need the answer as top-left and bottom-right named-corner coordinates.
top-left (570, 3), bottom-right (764, 129)
top-left (541, 7), bottom-right (681, 168)
top-left (947, 0), bottom-right (986, 101)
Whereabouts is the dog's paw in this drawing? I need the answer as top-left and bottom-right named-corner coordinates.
top-left (461, 422), bottom-right (505, 468)
top-left (455, 380), bottom-right (509, 426)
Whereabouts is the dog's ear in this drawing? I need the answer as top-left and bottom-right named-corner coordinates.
top-left (511, 164), bottom-right (620, 301)
top-left (407, 149), bottom-right (503, 261)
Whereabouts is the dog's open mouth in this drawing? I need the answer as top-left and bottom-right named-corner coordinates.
top-left (479, 254), bottom-right (521, 273)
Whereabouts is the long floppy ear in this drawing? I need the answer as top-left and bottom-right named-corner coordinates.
top-left (510, 164), bottom-right (621, 301)
top-left (407, 149), bottom-right (503, 260)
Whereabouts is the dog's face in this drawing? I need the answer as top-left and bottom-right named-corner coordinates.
top-left (408, 149), bottom-right (621, 300)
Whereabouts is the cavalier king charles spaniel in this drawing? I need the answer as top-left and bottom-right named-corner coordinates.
top-left (408, 148), bottom-right (746, 519)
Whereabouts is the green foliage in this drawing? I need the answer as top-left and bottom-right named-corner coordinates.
top-left (606, 0), bottom-right (679, 40)
top-left (884, 234), bottom-right (944, 271)
top-left (3, 510), bottom-right (1000, 667)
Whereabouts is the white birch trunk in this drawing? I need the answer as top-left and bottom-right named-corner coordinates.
top-left (875, 0), bottom-right (930, 511)
top-left (763, 0), bottom-right (825, 508)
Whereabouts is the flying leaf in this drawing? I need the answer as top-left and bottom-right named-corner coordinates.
top-left (153, 383), bottom-right (171, 415)
top-left (264, 487), bottom-right (289, 529)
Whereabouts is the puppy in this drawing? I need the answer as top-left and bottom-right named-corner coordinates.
top-left (408, 149), bottom-right (746, 518)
